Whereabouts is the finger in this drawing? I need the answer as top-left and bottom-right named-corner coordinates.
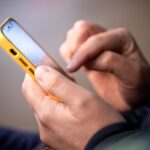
top-left (60, 21), bottom-right (105, 63)
top-left (71, 21), bottom-right (104, 51)
top-left (66, 28), bottom-right (134, 72)
top-left (85, 51), bottom-right (134, 82)
top-left (60, 41), bottom-right (74, 63)
top-left (73, 20), bottom-right (105, 34)
top-left (22, 74), bottom-right (45, 106)
top-left (22, 74), bottom-right (58, 114)
top-left (35, 66), bottom-right (92, 108)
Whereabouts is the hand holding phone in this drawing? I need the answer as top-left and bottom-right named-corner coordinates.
top-left (0, 18), bottom-right (71, 101)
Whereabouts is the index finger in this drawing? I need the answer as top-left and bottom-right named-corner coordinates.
top-left (67, 28), bottom-right (134, 72)
top-left (22, 74), bottom-right (58, 114)
top-left (60, 21), bottom-right (105, 62)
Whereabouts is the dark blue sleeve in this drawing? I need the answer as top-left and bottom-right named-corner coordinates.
top-left (0, 126), bottom-right (40, 150)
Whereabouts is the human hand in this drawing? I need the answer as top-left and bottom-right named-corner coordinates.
top-left (22, 66), bottom-right (124, 150)
top-left (60, 21), bottom-right (150, 111)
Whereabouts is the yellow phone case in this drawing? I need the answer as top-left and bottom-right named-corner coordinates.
top-left (0, 18), bottom-right (59, 101)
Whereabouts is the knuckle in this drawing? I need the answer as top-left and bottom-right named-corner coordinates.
top-left (67, 29), bottom-right (73, 38)
top-left (21, 75), bottom-right (32, 97)
top-left (21, 81), bottom-right (33, 99)
top-left (105, 51), bottom-right (113, 59)
top-left (88, 34), bottom-right (102, 46)
top-left (95, 33), bottom-right (104, 40)
top-left (102, 51), bottom-right (114, 65)
top-left (75, 92), bottom-right (93, 109)
top-left (88, 34), bottom-right (99, 42)
top-left (74, 20), bottom-right (91, 31)
top-left (117, 27), bottom-right (130, 37)
top-left (60, 42), bottom-right (72, 62)
top-left (116, 28), bottom-right (135, 51)
top-left (38, 110), bottom-right (50, 126)
top-left (60, 43), bottom-right (67, 57)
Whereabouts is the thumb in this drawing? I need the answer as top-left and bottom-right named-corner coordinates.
top-left (35, 66), bottom-right (92, 107)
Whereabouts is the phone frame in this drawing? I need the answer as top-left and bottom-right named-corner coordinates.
top-left (0, 18), bottom-right (63, 79)
top-left (0, 18), bottom-right (67, 100)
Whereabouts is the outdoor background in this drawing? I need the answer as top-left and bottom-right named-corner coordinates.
top-left (0, 0), bottom-right (149, 131)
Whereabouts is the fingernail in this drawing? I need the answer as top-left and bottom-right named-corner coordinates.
top-left (35, 66), bottom-right (50, 81)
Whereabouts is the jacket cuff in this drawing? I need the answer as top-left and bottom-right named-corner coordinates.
top-left (84, 122), bottom-right (135, 150)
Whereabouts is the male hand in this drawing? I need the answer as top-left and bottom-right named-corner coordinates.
top-left (60, 21), bottom-right (150, 111)
top-left (22, 66), bottom-right (124, 150)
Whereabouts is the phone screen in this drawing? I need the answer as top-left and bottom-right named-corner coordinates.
top-left (2, 19), bottom-right (57, 68)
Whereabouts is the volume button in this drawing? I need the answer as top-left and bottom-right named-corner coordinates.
top-left (18, 58), bottom-right (28, 67)
top-left (28, 68), bottom-right (34, 75)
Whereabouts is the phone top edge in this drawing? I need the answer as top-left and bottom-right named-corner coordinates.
top-left (0, 17), bottom-right (14, 28)
top-left (0, 18), bottom-right (12, 43)
top-left (0, 18), bottom-right (18, 38)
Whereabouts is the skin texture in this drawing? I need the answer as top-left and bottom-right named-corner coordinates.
top-left (60, 21), bottom-right (150, 111)
top-left (22, 20), bottom-right (150, 149)
top-left (22, 66), bottom-right (124, 150)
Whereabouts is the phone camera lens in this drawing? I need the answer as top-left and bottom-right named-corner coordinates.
top-left (6, 21), bottom-right (13, 31)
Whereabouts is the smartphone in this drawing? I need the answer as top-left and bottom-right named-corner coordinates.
top-left (0, 18), bottom-right (69, 101)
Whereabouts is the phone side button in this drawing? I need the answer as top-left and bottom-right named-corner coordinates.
top-left (10, 49), bottom-right (17, 56)
top-left (29, 68), bottom-right (34, 75)
top-left (18, 58), bottom-right (28, 67)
